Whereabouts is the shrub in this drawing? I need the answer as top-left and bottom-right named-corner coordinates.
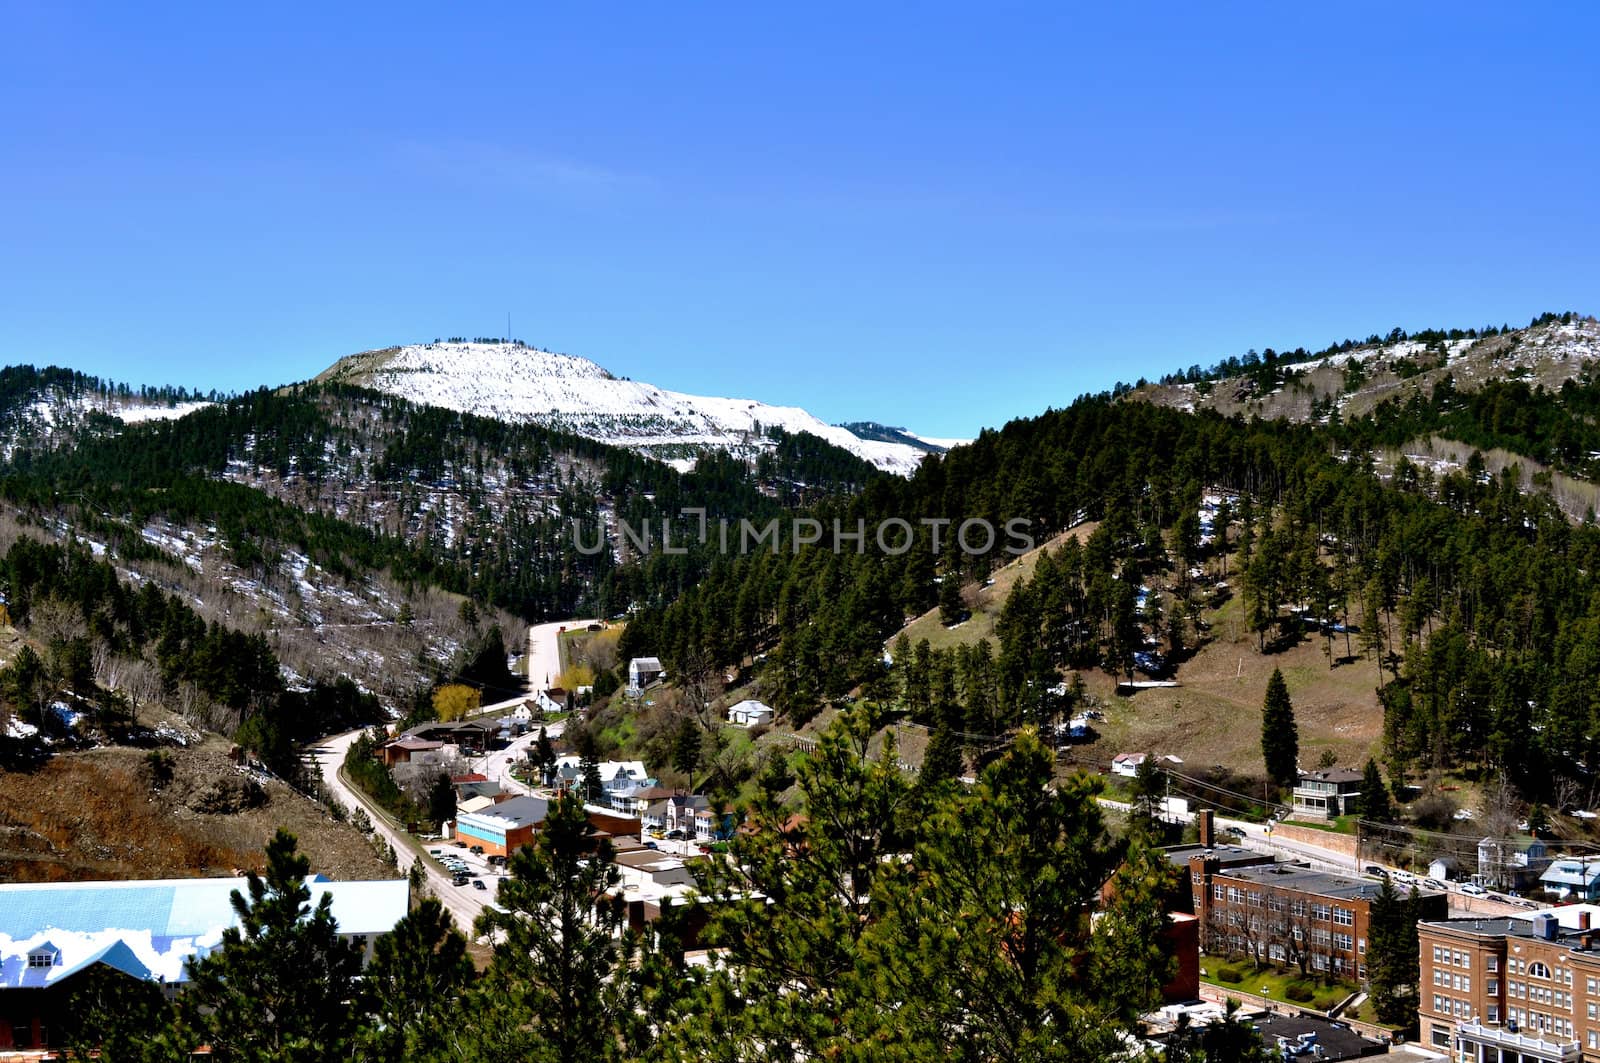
top-left (1313, 995), bottom-right (1340, 1011)
top-left (1284, 982), bottom-right (1315, 1002)
top-left (1215, 966), bottom-right (1244, 984)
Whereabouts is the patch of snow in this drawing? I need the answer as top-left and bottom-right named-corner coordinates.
top-left (334, 342), bottom-right (931, 475)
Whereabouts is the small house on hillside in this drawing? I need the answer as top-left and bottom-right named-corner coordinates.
top-left (1111, 753), bottom-right (1149, 778)
top-left (1542, 858), bottom-right (1600, 901)
top-left (727, 699), bottom-right (775, 728)
top-left (628, 657), bottom-right (664, 696)
top-left (1291, 768), bottom-right (1363, 821)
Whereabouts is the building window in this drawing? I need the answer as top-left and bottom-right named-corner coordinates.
top-left (27, 953), bottom-right (54, 968)
top-left (1488, 1005), bottom-right (1499, 1024)
top-left (1333, 907), bottom-right (1354, 926)
top-left (1487, 956), bottom-right (1498, 972)
top-left (1432, 1028), bottom-right (1450, 1048)
top-left (1213, 884), bottom-right (1225, 901)
top-left (1530, 962), bottom-right (1552, 980)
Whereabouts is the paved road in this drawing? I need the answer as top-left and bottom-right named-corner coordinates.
top-left (525, 617), bottom-right (597, 692)
top-left (474, 720), bottom-right (566, 795)
top-left (307, 729), bottom-right (491, 937)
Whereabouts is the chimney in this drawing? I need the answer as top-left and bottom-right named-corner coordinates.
top-left (1583, 911), bottom-right (1592, 931)
top-left (1583, 932), bottom-right (1594, 952)
top-left (1198, 809), bottom-right (1215, 848)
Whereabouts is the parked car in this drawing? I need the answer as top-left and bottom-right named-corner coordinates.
top-left (1424, 878), bottom-right (1446, 891)
top-left (470, 845), bottom-right (484, 855)
top-left (666, 829), bottom-right (685, 840)
top-left (644, 841), bottom-right (659, 850)
top-left (1460, 883), bottom-right (1487, 896)
top-left (472, 880), bottom-right (487, 891)
top-left (648, 829), bottom-right (666, 840)
top-left (1362, 865), bottom-right (1387, 877)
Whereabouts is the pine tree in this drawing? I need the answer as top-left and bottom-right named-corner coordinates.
top-left (356, 898), bottom-right (473, 1062)
top-left (1260, 668), bottom-right (1299, 790)
top-left (672, 715), bottom-right (703, 791)
top-left (1367, 879), bottom-right (1422, 1031)
top-left (64, 963), bottom-right (176, 1063)
top-left (178, 829), bottom-right (364, 1061)
top-left (427, 772), bottom-right (457, 829)
top-left (939, 573), bottom-right (966, 626)
top-left (1356, 758), bottom-right (1393, 822)
top-left (463, 790), bottom-right (637, 1062)
top-left (532, 725), bottom-right (556, 786)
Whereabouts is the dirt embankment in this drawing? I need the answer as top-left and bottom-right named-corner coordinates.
top-left (0, 743), bottom-right (395, 883)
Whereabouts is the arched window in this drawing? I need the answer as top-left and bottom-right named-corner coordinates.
top-left (1529, 961), bottom-right (1552, 979)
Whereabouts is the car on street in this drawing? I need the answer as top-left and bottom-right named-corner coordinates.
top-left (1460, 883), bottom-right (1487, 896)
top-left (1424, 878), bottom-right (1446, 891)
top-left (472, 880), bottom-right (488, 891)
top-left (1362, 865), bottom-right (1387, 877)
top-left (644, 841), bottom-right (659, 850)
top-left (666, 829), bottom-right (685, 840)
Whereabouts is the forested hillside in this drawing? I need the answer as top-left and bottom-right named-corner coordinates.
top-left (624, 384), bottom-right (1600, 802)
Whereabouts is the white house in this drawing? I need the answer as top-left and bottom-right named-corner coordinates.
top-left (726, 699), bottom-right (775, 727)
top-left (627, 657), bottom-right (664, 696)
top-left (1111, 753), bottom-right (1149, 778)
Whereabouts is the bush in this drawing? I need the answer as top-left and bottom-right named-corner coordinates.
top-left (1313, 995), bottom-right (1340, 1011)
top-left (1284, 982), bottom-right (1315, 1002)
top-left (1215, 966), bottom-right (1244, 984)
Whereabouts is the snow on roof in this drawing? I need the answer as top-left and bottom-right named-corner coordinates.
top-left (630, 657), bottom-right (663, 671)
top-left (0, 876), bottom-right (408, 988)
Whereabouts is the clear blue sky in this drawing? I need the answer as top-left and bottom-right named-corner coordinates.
top-left (3, 4), bottom-right (1597, 438)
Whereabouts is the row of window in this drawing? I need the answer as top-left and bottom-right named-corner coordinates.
top-left (1207, 884), bottom-right (1353, 923)
top-left (1432, 969), bottom-right (1472, 993)
top-left (1432, 946), bottom-right (1474, 970)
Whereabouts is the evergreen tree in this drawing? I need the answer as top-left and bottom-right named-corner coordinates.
top-left (1130, 753), bottom-right (1167, 840)
top-left (427, 772), bottom-right (457, 829)
top-left (672, 715), bottom-right (703, 791)
top-left (356, 898), bottom-right (474, 1062)
top-left (939, 573), bottom-right (966, 626)
top-left (1356, 758), bottom-right (1393, 822)
top-left (64, 964), bottom-right (176, 1063)
top-left (1260, 668), bottom-right (1299, 790)
top-left (463, 790), bottom-right (639, 1062)
top-left (178, 829), bottom-right (364, 1061)
top-left (532, 725), bottom-right (556, 786)
top-left (1367, 879), bottom-right (1422, 1031)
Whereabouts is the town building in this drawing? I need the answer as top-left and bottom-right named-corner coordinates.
top-left (1112, 752), bottom-right (1149, 778)
top-left (627, 657), bottom-right (664, 696)
top-left (378, 735), bottom-right (444, 767)
top-left (1478, 836), bottom-right (1553, 894)
top-left (1416, 903), bottom-right (1600, 1060)
top-left (1543, 859), bottom-right (1600, 902)
top-left (1291, 768), bottom-right (1364, 821)
top-left (726, 699), bottom-right (775, 728)
top-left (455, 795), bottom-right (550, 856)
top-left (0, 875), bottom-right (408, 1053)
top-left (1171, 841), bottom-right (1447, 983)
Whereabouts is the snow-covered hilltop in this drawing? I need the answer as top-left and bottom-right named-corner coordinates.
top-left (318, 341), bottom-right (937, 475)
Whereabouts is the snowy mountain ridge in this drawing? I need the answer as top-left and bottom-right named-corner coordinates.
top-left (317, 341), bottom-right (932, 475)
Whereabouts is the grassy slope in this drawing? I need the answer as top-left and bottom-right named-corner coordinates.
top-left (887, 522), bottom-right (1102, 654)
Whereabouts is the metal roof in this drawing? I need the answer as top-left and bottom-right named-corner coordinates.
top-left (0, 876), bottom-right (408, 989)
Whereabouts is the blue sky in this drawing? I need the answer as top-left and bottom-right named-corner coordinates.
top-left (3, 4), bottom-right (1597, 438)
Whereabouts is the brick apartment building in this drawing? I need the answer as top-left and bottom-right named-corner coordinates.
top-left (1418, 904), bottom-right (1600, 1061)
top-left (1170, 838), bottom-right (1446, 984)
